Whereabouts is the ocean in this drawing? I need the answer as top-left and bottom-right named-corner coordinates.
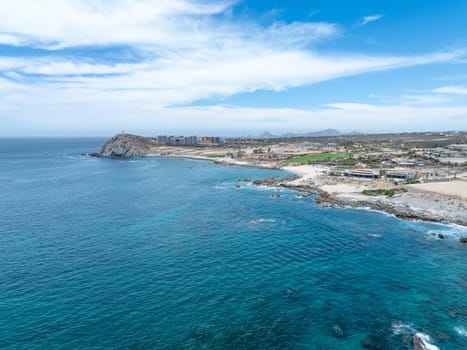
top-left (0, 138), bottom-right (466, 349)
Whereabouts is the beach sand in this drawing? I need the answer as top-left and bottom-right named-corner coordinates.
top-left (407, 180), bottom-right (467, 199)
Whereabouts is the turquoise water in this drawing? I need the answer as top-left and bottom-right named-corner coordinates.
top-left (0, 138), bottom-right (466, 349)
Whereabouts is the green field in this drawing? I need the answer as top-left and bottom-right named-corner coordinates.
top-left (282, 152), bottom-right (349, 164)
top-left (207, 154), bottom-right (226, 158)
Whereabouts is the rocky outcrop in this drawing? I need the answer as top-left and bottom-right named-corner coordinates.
top-left (93, 134), bottom-right (156, 157)
top-left (360, 335), bottom-right (383, 349)
top-left (413, 333), bottom-right (439, 350)
top-left (332, 324), bottom-right (344, 338)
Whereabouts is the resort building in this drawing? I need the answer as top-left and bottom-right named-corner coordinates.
top-left (157, 135), bottom-right (168, 144)
top-left (157, 135), bottom-right (198, 146)
top-left (168, 136), bottom-right (186, 146)
top-left (345, 169), bottom-right (379, 179)
top-left (386, 170), bottom-right (416, 180)
top-left (224, 138), bottom-right (260, 146)
top-left (201, 136), bottom-right (222, 145)
top-left (300, 143), bottom-right (322, 150)
top-left (184, 136), bottom-right (198, 146)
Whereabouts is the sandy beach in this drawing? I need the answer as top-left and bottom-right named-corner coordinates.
top-left (407, 180), bottom-right (467, 199)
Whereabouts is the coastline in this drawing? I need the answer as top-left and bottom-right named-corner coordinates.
top-left (262, 165), bottom-right (467, 228)
top-left (152, 153), bottom-right (282, 170)
top-left (122, 153), bottom-right (467, 228)
top-left (163, 154), bottom-right (467, 228)
top-left (93, 134), bottom-right (467, 229)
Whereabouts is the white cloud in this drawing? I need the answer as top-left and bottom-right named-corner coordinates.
top-left (360, 14), bottom-right (383, 26)
top-left (22, 61), bottom-right (150, 76)
top-left (0, 1), bottom-right (465, 135)
top-left (0, 0), bottom-right (338, 51)
top-left (433, 85), bottom-right (467, 95)
top-left (262, 21), bottom-right (338, 47)
top-left (0, 33), bottom-right (22, 45)
top-left (403, 94), bottom-right (451, 105)
top-left (0, 0), bottom-right (235, 48)
top-left (0, 50), bottom-right (460, 110)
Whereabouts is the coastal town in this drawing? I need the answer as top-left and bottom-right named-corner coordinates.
top-left (95, 131), bottom-right (467, 230)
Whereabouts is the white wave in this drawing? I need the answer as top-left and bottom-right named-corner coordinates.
top-left (65, 155), bottom-right (97, 160)
top-left (350, 206), bottom-right (467, 237)
top-left (454, 326), bottom-right (467, 337)
top-left (414, 333), bottom-right (439, 350)
top-left (368, 233), bottom-right (382, 238)
top-left (349, 206), bottom-right (398, 218)
top-left (410, 220), bottom-right (467, 237)
top-left (391, 321), bottom-right (415, 335)
top-left (391, 323), bottom-right (440, 350)
top-left (254, 185), bottom-right (277, 191)
top-left (249, 218), bottom-right (277, 225)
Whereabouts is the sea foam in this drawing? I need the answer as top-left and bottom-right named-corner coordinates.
top-left (455, 326), bottom-right (467, 337)
top-left (413, 333), bottom-right (440, 350)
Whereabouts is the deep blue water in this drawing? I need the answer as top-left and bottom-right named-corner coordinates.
top-left (0, 138), bottom-right (466, 350)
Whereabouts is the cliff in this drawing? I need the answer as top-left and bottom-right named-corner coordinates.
top-left (94, 134), bottom-right (155, 157)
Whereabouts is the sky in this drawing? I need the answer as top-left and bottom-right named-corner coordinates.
top-left (0, 0), bottom-right (467, 136)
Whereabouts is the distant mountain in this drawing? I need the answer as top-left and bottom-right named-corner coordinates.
top-left (256, 129), bottom-right (361, 138)
top-left (282, 129), bottom-right (343, 137)
top-left (257, 131), bottom-right (278, 139)
top-left (281, 132), bottom-right (297, 138)
top-left (304, 129), bottom-right (341, 137)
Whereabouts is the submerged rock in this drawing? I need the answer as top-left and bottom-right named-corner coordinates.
top-left (447, 309), bottom-right (458, 318)
top-left (253, 178), bottom-right (280, 186)
top-left (460, 237), bottom-right (467, 244)
top-left (360, 335), bottom-right (384, 349)
top-left (332, 324), bottom-right (344, 338)
top-left (435, 332), bottom-right (451, 340)
top-left (437, 233), bottom-right (447, 239)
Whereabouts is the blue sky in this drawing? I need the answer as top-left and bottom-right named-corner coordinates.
top-left (0, 0), bottom-right (467, 136)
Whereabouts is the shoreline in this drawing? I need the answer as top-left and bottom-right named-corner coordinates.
top-left (170, 155), bottom-right (467, 228)
top-left (103, 152), bottom-right (467, 228)
top-left (92, 133), bottom-right (467, 229)
top-left (262, 165), bottom-right (467, 228)
top-left (155, 153), bottom-right (282, 170)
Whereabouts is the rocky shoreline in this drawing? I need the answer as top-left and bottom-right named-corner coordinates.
top-left (253, 176), bottom-right (467, 226)
top-left (92, 133), bottom-right (467, 234)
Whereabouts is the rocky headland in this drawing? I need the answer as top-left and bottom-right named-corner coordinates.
top-left (92, 133), bottom-right (156, 157)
